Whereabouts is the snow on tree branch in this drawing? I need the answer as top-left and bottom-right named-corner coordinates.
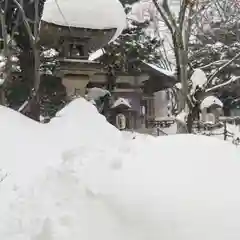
top-left (206, 75), bottom-right (240, 93)
top-left (206, 52), bottom-right (240, 86)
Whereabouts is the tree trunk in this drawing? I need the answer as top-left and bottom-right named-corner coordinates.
top-left (102, 65), bottom-right (116, 118)
top-left (0, 87), bottom-right (6, 105)
top-left (26, 93), bottom-right (40, 121)
top-left (106, 66), bottom-right (116, 92)
top-left (172, 32), bottom-right (189, 111)
top-left (19, 50), bottom-right (40, 121)
top-left (186, 103), bottom-right (200, 133)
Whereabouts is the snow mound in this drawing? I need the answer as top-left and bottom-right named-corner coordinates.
top-left (42, 0), bottom-right (127, 42)
top-left (0, 107), bottom-right (60, 237)
top-left (48, 97), bottom-right (122, 152)
top-left (1, 98), bottom-right (240, 239)
top-left (0, 106), bottom-right (57, 187)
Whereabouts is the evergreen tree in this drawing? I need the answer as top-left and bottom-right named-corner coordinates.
top-left (5, 48), bottom-right (66, 119)
top-left (100, 0), bottom-right (166, 92)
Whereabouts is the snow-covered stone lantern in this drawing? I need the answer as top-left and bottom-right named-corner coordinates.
top-left (200, 96), bottom-right (223, 124)
top-left (40, 0), bottom-right (126, 97)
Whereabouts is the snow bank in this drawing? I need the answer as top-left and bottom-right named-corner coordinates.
top-left (80, 134), bottom-right (240, 240)
top-left (42, 0), bottom-right (127, 42)
top-left (0, 106), bottom-right (58, 188)
top-left (0, 107), bottom-right (61, 239)
top-left (1, 98), bottom-right (240, 240)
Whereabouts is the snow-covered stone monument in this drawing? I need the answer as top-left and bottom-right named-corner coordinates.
top-left (40, 0), bottom-right (126, 97)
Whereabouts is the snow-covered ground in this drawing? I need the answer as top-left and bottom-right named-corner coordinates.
top-left (1, 98), bottom-right (240, 240)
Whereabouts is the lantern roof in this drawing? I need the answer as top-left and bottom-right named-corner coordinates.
top-left (42, 0), bottom-right (127, 42)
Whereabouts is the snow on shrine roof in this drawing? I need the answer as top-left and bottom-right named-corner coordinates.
top-left (143, 62), bottom-right (175, 77)
top-left (112, 98), bottom-right (131, 109)
top-left (42, 0), bottom-right (127, 42)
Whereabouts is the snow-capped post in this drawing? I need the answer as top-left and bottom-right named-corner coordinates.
top-left (223, 120), bottom-right (227, 141)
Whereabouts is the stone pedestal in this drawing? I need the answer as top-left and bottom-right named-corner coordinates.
top-left (62, 74), bottom-right (90, 98)
top-left (58, 57), bottom-right (104, 100)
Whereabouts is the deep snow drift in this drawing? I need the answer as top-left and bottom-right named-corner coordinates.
top-left (1, 98), bottom-right (240, 240)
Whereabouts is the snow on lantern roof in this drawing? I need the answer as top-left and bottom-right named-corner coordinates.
top-left (42, 0), bottom-right (127, 42)
top-left (112, 98), bottom-right (131, 109)
top-left (200, 96), bottom-right (223, 110)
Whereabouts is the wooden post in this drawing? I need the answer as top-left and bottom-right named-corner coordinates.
top-left (224, 120), bottom-right (227, 141)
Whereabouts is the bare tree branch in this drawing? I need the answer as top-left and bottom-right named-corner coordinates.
top-left (161, 0), bottom-right (178, 30)
top-left (184, 3), bottom-right (194, 51)
top-left (206, 76), bottom-right (240, 92)
top-left (179, 0), bottom-right (188, 33)
top-left (207, 51), bottom-right (240, 86)
top-left (152, 0), bottom-right (174, 34)
top-left (12, 0), bottom-right (35, 46)
top-left (200, 60), bottom-right (233, 70)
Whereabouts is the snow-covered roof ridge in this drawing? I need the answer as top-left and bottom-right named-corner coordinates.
top-left (143, 61), bottom-right (175, 77)
top-left (42, 0), bottom-right (127, 42)
top-left (88, 49), bottom-right (105, 61)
